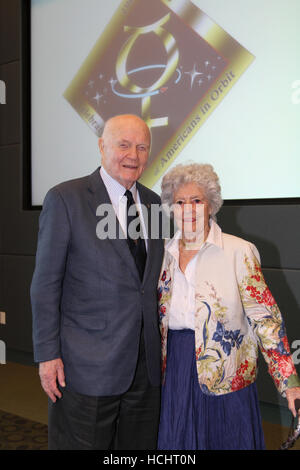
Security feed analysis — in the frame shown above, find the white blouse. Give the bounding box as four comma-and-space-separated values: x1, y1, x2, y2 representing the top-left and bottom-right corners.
166, 232, 201, 330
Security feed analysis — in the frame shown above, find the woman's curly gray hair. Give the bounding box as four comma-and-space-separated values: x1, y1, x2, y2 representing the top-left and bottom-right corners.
161, 163, 223, 220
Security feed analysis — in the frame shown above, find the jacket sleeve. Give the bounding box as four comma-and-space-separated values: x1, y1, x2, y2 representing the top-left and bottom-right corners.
31, 187, 71, 362
237, 242, 300, 396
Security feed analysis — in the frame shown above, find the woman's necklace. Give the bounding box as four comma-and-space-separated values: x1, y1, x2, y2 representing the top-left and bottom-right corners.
179, 238, 204, 251
180, 228, 210, 251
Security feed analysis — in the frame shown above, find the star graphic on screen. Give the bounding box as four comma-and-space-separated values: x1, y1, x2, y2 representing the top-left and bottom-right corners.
93, 92, 103, 105
88, 80, 94, 88
185, 64, 203, 88
109, 77, 118, 89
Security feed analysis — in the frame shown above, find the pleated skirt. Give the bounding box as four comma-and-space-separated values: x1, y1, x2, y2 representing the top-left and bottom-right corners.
157, 329, 266, 450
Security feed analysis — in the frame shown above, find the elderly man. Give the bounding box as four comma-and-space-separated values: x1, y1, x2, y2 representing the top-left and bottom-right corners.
31, 114, 164, 450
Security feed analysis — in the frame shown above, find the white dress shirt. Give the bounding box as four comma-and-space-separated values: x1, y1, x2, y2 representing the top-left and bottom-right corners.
100, 167, 148, 249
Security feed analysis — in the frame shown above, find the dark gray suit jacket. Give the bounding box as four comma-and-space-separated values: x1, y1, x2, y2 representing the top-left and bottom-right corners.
31, 168, 164, 396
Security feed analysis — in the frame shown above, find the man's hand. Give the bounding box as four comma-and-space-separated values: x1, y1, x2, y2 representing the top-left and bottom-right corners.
39, 358, 66, 403
286, 387, 300, 418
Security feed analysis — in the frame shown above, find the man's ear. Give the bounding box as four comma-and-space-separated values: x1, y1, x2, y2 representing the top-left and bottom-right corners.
98, 137, 104, 155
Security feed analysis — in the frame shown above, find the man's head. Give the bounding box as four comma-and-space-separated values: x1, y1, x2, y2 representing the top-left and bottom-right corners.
98, 114, 151, 189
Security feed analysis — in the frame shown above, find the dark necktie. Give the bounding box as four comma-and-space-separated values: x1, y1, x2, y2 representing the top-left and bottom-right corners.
125, 189, 147, 281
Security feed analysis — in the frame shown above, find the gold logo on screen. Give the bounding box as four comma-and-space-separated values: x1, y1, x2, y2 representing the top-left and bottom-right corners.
63, 0, 254, 188
115, 13, 179, 129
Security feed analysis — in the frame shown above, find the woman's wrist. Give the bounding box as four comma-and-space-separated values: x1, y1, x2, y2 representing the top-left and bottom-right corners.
287, 374, 300, 389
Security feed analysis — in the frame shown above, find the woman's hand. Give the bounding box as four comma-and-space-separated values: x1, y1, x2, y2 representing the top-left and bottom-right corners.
286, 387, 300, 417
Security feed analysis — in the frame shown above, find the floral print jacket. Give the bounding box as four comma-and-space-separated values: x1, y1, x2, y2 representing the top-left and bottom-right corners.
158, 221, 300, 396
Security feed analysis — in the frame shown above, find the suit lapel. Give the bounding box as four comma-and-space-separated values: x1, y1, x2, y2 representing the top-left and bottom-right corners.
137, 182, 157, 286
87, 168, 140, 284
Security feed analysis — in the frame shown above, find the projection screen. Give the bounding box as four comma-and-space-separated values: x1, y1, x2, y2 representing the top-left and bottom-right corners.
30, 0, 300, 206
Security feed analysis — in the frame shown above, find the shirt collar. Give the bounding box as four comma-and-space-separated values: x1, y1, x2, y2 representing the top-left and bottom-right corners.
100, 166, 137, 206
165, 218, 223, 259
206, 219, 223, 249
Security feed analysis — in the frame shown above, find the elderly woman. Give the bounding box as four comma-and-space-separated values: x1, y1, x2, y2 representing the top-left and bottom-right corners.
157, 163, 300, 450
